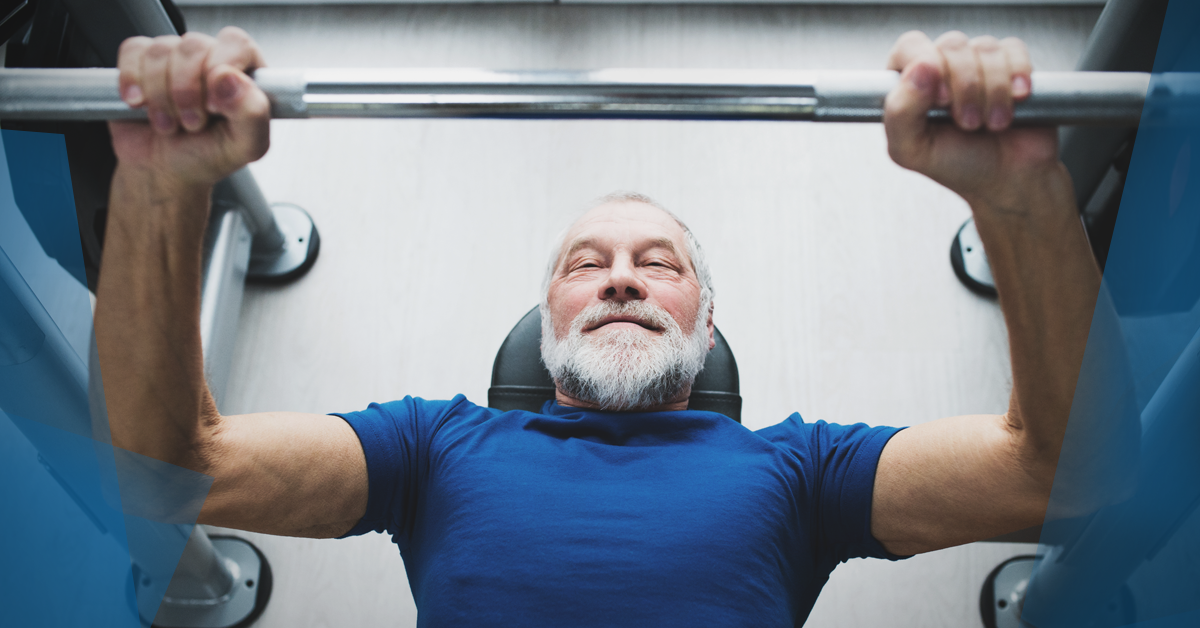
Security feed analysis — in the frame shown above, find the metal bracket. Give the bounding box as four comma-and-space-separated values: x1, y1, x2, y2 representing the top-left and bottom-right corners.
135, 534, 272, 628
213, 169, 319, 285
247, 202, 320, 284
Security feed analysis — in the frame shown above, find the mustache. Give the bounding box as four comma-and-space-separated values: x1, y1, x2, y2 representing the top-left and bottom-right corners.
569, 300, 678, 334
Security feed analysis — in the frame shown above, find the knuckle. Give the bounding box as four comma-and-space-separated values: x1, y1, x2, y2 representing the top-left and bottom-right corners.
217, 26, 252, 45
972, 35, 1001, 52
1001, 36, 1029, 54
118, 36, 151, 57
1002, 38, 1033, 68
178, 32, 214, 56
936, 31, 970, 49
146, 36, 180, 59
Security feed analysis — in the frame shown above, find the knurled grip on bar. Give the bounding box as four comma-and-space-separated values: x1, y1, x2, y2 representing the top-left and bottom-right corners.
0, 67, 1160, 125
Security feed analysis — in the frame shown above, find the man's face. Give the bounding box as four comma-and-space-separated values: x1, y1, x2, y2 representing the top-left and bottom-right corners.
542, 201, 715, 410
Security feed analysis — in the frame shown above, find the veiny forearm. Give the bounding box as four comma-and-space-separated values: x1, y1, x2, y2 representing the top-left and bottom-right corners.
970, 164, 1102, 464
95, 165, 221, 471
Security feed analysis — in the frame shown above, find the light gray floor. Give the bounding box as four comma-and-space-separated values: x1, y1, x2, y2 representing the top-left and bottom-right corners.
185, 4, 1101, 627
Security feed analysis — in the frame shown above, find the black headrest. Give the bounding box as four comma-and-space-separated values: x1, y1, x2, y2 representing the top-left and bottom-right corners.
488, 306, 742, 422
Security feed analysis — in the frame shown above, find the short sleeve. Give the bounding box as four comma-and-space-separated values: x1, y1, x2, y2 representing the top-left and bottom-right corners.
808, 419, 908, 563
331, 395, 466, 539
761, 415, 908, 565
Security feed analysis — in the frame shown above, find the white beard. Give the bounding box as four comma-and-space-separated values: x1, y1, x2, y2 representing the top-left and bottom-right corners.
540, 300, 711, 411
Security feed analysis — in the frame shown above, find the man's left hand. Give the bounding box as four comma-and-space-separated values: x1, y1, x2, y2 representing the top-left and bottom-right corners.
883, 31, 1062, 210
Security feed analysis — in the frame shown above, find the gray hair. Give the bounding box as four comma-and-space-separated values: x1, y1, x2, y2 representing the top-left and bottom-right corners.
539, 192, 715, 321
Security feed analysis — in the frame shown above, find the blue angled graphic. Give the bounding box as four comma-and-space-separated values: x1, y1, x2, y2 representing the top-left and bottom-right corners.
1022, 2, 1200, 627
0, 129, 212, 626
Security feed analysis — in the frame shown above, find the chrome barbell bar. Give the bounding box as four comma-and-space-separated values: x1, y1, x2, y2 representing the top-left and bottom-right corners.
0, 67, 1158, 125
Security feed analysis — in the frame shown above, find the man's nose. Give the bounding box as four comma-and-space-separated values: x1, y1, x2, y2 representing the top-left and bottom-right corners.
599, 257, 647, 302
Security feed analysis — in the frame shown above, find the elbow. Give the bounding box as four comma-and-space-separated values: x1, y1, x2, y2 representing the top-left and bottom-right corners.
1008, 413, 1140, 521
106, 410, 225, 523
110, 439, 217, 523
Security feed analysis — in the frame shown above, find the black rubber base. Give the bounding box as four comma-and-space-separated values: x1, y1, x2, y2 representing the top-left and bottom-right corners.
980, 555, 1036, 628
951, 220, 998, 298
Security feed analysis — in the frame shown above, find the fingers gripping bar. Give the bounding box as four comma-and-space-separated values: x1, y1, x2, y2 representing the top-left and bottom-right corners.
0, 67, 1155, 125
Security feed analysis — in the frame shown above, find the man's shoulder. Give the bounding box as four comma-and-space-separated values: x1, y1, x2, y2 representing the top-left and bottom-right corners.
333, 393, 503, 432
753, 412, 815, 443
755, 414, 905, 457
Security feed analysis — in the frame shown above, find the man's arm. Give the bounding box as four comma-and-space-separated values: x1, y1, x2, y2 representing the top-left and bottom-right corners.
97, 29, 367, 538
869, 32, 1102, 556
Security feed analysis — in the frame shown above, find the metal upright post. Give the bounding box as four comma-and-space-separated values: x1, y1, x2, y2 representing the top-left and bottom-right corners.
53, 0, 320, 284
215, 168, 320, 284
107, 178, 276, 628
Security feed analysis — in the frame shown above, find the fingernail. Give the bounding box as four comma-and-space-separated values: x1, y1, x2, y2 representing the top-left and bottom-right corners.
1012, 76, 1030, 98
989, 106, 1008, 130
123, 84, 144, 106
180, 109, 201, 131
960, 104, 981, 130
150, 109, 175, 133
214, 74, 240, 103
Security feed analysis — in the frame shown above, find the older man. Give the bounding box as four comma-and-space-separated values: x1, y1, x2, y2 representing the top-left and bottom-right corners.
96, 26, 1099, 627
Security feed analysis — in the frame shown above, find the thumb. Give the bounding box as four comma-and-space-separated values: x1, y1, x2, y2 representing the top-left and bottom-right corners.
883, 61, 940, 171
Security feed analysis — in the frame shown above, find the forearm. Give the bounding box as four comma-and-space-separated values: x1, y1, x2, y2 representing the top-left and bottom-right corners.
969, 164, 1102, 462
95, 164, 220, 470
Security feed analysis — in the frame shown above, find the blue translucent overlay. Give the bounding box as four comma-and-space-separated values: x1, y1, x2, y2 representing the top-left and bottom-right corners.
1023, 3, 1200, 627
0, 130, 212, 625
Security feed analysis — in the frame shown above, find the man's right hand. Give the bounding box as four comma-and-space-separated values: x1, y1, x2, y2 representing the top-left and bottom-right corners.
111, 27, 270, 188
882, 31, 1062, 212
101, 28, 370, 537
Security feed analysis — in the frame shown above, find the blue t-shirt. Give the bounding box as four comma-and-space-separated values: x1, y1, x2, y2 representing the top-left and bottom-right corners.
335, 395, 906, 627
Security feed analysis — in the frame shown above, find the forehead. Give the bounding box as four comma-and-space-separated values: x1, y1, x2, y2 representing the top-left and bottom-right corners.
561, 201, 687, 256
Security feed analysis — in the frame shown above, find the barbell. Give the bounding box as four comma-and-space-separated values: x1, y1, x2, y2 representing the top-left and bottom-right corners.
0, 67, 1166, 125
